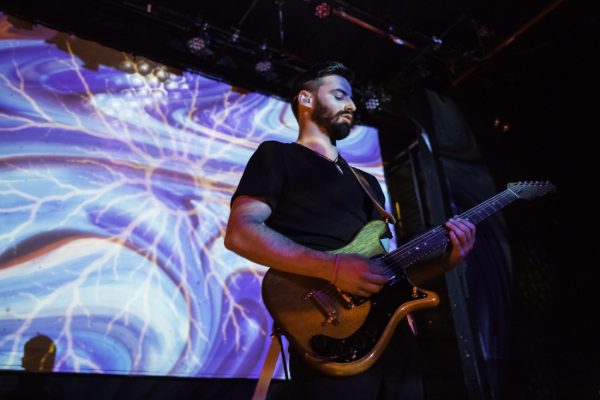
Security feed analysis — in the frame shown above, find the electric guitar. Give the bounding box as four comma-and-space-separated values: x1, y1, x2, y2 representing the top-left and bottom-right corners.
261, 181, 556, 376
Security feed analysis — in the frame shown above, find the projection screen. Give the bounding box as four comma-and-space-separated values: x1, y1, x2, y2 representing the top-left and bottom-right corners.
0, 13, 393, 378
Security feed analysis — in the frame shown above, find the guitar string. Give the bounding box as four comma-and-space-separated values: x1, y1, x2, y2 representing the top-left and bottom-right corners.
380, 182, 553, 277
386, 181, 550, 266
379, 190, 516, 277
318, 190, 517, 299
317, 183, 552, 305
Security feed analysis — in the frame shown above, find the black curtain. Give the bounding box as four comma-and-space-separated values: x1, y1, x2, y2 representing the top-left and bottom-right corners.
408, 88, 513, 400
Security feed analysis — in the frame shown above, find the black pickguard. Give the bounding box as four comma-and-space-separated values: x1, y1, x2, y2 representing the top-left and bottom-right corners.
309, 272, 422, 362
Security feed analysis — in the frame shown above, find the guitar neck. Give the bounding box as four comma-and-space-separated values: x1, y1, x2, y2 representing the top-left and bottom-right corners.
383, 188, 520, 272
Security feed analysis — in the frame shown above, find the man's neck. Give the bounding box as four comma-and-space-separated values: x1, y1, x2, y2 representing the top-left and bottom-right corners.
296, 123, 338, 160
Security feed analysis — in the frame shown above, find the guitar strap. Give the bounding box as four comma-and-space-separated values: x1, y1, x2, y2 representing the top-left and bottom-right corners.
350, 167, 397, 225
251, 325, 285, 400
351, 167, 419, 335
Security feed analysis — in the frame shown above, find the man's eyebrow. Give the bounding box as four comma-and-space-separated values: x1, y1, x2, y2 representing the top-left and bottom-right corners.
331, 88, 350, 96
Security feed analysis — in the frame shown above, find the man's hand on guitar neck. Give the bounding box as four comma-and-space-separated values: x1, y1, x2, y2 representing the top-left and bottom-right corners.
332, 254, 389, 298
405, 217, 477, 286
441, 217, 477, 272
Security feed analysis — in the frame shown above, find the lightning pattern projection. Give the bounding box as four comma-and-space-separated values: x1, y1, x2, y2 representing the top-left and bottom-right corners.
0, 14, 389, 378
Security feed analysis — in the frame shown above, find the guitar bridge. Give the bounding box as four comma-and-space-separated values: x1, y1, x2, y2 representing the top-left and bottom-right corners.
303, 289, 339, 326
334, 287, 355, 309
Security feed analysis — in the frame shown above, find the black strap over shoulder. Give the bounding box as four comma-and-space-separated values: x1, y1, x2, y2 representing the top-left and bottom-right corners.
349, 167, 397, 225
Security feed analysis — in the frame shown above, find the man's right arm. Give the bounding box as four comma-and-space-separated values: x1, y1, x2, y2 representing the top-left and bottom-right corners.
224, 195, 387, 297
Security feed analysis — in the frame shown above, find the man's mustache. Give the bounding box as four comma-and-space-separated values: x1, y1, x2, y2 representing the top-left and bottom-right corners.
335, 110, 354, 123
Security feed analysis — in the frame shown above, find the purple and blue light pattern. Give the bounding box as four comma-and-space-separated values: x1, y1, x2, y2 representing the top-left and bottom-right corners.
0, 15, 390, 378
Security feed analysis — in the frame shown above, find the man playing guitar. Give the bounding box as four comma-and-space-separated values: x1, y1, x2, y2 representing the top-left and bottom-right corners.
225, 61, 476, 400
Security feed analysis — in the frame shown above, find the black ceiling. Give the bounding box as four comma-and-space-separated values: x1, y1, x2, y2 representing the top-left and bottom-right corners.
1, 0, 595, 123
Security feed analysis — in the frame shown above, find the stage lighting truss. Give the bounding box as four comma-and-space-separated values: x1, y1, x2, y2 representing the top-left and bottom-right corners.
309, 0, 425, 49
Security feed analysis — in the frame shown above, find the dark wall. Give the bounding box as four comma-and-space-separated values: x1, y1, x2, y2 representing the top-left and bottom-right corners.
454, 40, 599, 398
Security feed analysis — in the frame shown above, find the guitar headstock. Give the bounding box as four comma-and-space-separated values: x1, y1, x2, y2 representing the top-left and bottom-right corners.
507, 181, 557, 200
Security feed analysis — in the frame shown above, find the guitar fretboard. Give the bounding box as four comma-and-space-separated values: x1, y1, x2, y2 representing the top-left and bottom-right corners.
381, 188, 520, 275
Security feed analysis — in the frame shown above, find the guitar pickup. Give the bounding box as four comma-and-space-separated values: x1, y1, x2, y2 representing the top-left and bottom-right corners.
334, 287, 355, 309
303, 289, 339, 326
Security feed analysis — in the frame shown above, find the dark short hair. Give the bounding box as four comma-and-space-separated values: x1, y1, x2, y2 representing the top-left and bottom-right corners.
290, 61, 354, 120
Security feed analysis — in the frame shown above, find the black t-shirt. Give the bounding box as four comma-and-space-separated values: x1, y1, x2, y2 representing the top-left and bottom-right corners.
231, 141, 389, 251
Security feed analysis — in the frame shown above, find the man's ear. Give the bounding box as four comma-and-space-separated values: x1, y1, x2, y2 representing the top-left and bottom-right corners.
298, 90, 313, 108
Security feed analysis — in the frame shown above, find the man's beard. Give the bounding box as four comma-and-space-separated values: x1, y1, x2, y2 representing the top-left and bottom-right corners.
312, 100, 355, 142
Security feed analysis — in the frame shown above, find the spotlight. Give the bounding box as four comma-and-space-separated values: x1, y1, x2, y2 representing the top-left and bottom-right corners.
493, 117, 510, 132
255, 59, 272, 73
187, 37, 207, 54
120, 59, 135, 73
364, 97, 380, 111
315, 2, 331, 19
254, 40, 273, 74
361, 86, 389, 112
259, 39, 268, 52
231, 28, 240, 43
187, 23, 210, 56
137, 61, 151, 75
153, 67, 169, 82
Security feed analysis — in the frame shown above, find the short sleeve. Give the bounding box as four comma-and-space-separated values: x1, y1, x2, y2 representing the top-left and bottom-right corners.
231, 141, 284, 211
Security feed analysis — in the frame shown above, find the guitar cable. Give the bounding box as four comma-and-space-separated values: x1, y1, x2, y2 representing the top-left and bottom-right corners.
275, 329, 290, 381
274, 325, 292, 399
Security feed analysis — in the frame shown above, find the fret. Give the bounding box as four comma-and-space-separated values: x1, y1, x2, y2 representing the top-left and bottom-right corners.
381, 181, 556, 275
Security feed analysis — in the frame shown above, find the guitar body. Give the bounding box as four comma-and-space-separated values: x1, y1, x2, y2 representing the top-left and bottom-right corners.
261, 181, 556, 376
261, 220, 440, 377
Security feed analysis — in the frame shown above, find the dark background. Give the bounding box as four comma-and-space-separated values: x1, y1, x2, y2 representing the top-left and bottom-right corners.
0, 0, 597, 398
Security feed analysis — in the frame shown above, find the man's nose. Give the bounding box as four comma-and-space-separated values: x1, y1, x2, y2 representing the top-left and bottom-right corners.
346, 98, 356, 112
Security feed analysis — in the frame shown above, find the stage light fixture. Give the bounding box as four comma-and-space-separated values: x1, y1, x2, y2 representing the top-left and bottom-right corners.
493, 117, 511, 132
315, 2, 331, 19
186, 23, 210, 56
364, 96, 380, 111
254, 40, 273, 74
119, 59, 135, 73
361, 86, 390, 113
255, 59, 273, 73
231, 29, 240, 43
186, 37, 207, 54
153, 67, 169, 82
137, 60, 151, 75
